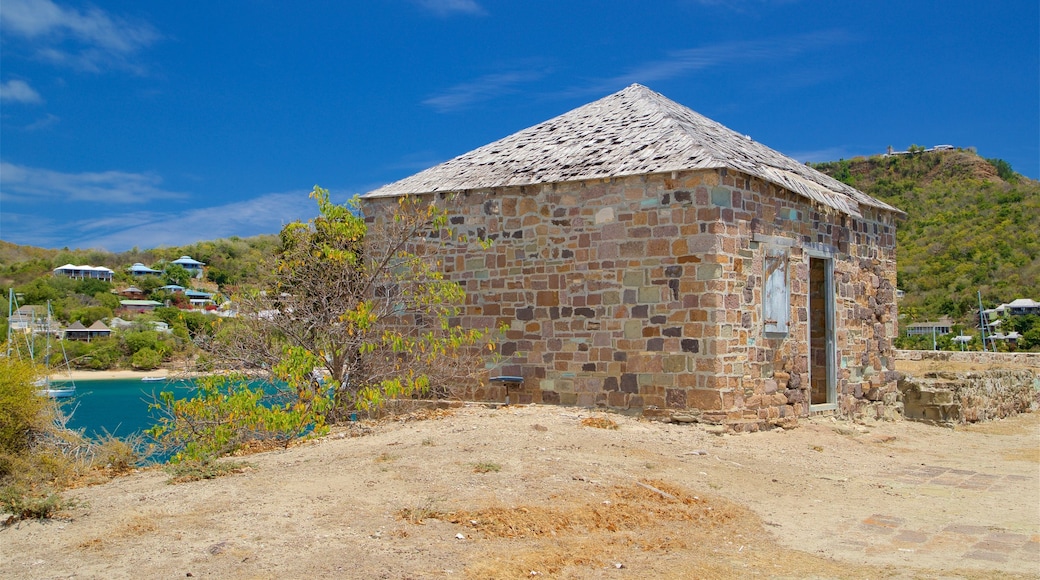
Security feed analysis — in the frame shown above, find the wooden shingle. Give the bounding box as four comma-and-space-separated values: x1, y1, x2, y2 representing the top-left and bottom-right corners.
364, 84, 901, 219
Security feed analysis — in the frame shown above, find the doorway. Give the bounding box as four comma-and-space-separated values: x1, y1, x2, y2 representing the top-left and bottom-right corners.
809, 256, 835, 408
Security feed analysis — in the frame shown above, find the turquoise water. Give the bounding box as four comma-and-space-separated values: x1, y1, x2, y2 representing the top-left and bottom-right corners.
54, 378, 195, 438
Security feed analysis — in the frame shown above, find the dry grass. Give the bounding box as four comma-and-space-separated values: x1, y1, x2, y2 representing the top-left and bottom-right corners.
1002, 446, 1040, 463
580, 416, 619, 430
396, 479, 899, 579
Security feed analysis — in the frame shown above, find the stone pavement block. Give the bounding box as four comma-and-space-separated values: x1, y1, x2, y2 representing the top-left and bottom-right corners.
894, 530, 930, 544
972, 540, 1018, 553
942, 524, 991, 535
978, 532, 1032, 551
862, 514, 905, 529
964, 550, 1008, 562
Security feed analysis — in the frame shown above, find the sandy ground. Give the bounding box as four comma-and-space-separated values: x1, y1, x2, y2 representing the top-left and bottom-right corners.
2, 404, 1038, 579
56, 369, 174, 381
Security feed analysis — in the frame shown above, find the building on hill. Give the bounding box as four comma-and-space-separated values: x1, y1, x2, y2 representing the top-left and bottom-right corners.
63, 320, 112, 341
128, 262, 161, 276
982, 298, 1039, 331
1001, 298, 1040, 317
118, 286, 146, 299
119, 299, 162, 314
905, 318, 953, 337
362, 84, 905, 427
171, 256, 205, 278
53, 264, 114, 282
185, 289, 215, 308
8, 305, 59, 335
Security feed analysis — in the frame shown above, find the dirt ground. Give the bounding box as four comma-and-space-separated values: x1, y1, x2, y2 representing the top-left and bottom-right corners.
2, 401, 1038, 579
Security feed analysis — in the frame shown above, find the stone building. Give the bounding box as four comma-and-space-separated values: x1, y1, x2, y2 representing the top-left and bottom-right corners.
363, 84, 904, 427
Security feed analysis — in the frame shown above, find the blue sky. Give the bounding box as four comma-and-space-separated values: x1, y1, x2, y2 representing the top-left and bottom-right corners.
1, 1, 1037, 251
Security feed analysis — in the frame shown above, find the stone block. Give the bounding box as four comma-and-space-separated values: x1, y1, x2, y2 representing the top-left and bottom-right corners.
623, 270, 644, 287
697, 264, 723, 281
638, 286, 662, 303
536, 291, 559, 306
711, 187, 732, 207
663, 355, 687, 373
686, 388, 723, 411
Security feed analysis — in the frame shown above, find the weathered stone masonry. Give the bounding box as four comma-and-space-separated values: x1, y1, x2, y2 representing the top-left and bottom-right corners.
365, 167, 902, 426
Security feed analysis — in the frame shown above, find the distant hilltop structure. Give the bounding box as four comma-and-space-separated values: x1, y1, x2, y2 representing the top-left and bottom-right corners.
884, 144, 956, 156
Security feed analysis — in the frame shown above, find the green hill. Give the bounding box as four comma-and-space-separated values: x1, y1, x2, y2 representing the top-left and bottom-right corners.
0, 235, 280, 291
812, 149, 1040, 328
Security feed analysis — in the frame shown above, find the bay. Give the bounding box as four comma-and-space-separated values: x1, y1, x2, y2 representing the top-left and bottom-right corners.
54, 378, 196, 439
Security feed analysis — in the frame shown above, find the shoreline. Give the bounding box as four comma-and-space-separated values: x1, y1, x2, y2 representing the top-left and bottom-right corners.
54, 368, 176, 381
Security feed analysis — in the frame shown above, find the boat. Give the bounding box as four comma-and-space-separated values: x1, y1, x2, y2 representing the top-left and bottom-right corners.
6, 290, 77, 398
141, 376, 165, 382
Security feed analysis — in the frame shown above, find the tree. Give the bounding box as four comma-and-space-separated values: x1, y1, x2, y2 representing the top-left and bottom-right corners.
163, 264, 192, 288
199, 186, 494, 419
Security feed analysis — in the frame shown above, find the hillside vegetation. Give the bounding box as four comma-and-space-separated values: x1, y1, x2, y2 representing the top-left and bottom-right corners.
0, 235, 280, 291
812, 149, 1040, 327
0, 235, 282, 371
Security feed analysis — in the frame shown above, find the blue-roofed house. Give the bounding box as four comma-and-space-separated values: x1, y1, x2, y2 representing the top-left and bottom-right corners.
185, 289, 215, 308
171, 256, 206, 278
128, 262, 161, 277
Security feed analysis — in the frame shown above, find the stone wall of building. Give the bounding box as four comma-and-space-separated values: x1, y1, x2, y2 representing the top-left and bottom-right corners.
364, 168, 901, 425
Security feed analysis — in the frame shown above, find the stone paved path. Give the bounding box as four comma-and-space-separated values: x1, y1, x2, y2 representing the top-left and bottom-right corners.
824, 465, 1039, 572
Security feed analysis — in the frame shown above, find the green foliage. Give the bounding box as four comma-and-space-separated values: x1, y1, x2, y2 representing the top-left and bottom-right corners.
204, 186, 495, 419
148, 373, 330, 464
163, 264, 192, 288
0, 358, 49, 460
123, 330, 164, 356
73, 278, 112, 297
131, 347, 163, 370
986, 157, 1017, 182
472, 461, 501, 473
0, 358, 78, 523
163, 459, 252, 484
0, 487, 67, 521
813, 149, 1039, 343
68, 305, 112, 326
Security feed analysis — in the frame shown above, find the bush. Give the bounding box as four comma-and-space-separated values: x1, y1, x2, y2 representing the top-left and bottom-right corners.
132, 347, 162, 370
0, 358, 79, 523
0, 359, 51, 460
148, 373, 330, 464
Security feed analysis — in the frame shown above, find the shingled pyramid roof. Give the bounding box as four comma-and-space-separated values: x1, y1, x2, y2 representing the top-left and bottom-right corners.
364, 84, 901, 218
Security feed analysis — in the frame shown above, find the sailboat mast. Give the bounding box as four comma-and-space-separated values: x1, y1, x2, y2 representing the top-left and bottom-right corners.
5, 288, 12, 357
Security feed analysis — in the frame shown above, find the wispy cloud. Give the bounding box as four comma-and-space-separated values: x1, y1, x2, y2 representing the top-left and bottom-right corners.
23, 113, 61, 131
426, 31, 848, 111
423, 69, 547, 112
565, 30, 850, 97
414, 0, 486, 17
0, 190, 320, 251
0, 162, 186, 205
0, 79, 43, 104
0, 0, 160, 73
70, 191, 318, 251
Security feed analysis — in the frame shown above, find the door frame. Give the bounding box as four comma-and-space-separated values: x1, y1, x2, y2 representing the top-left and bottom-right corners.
807, 252, 837, 412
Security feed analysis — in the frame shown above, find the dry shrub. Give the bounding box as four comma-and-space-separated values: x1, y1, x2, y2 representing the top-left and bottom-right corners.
579, 416, 619, 430
440, 480, 738, 539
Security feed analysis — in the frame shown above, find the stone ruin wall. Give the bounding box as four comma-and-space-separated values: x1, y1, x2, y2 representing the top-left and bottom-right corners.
895, 350, 1040, 423
364, 168, 900, 426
